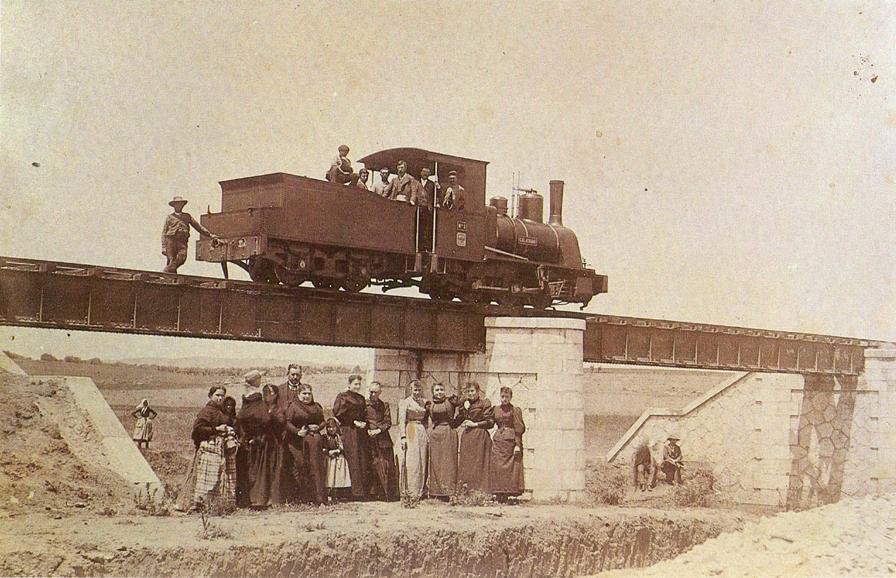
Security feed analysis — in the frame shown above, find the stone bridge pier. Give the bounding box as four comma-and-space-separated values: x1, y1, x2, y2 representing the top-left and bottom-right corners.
374, 317, 587, 502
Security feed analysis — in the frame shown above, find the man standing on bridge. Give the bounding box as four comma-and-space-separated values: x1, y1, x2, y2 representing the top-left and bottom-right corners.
161, 196, 218, 273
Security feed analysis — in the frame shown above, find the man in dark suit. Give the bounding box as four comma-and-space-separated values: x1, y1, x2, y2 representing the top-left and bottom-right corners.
383, 160, 416, 202
411, 167, 437, 209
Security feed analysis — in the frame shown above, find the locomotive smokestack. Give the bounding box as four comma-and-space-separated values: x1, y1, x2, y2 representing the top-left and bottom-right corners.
548, 180, 564, 226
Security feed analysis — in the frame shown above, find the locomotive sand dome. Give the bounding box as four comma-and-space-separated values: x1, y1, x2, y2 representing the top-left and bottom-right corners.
195, 148, 607, 309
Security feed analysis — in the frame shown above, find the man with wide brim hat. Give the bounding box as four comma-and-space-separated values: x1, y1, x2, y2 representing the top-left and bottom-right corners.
161, 195, 218, 273
661, 433, 683, 485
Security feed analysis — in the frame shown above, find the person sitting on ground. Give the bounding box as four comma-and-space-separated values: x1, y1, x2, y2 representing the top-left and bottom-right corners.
131, 398, 158, 449
372, 167, 393, 197
632, 439, 662, 491
383, 160, 416, 202
326, 144, 353, 184
442, 171, 466, 211
661, 434, 683, 485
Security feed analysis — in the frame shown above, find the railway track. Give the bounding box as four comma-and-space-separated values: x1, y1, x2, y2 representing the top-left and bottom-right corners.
0, 256, 884, 375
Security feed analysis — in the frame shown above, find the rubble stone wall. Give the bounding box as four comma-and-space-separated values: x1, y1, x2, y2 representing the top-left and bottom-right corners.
606, 345, 895, 508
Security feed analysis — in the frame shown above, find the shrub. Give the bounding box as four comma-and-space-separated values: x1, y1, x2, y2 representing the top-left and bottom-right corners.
63, 355, 82, 363
670, 465, 716, 507
449, 487, 496, 507
40, 353, 57, 361
585, 461, 628, 505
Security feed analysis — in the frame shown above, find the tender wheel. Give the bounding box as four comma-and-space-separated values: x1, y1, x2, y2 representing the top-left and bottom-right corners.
248, 257, 278, 284
275, 266, 306, 287
340, 276, 368, 292
312, 279, 337, 290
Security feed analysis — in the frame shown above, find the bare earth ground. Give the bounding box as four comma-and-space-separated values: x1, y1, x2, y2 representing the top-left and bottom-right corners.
0, 364, 750, 576
599, 494, 896, 577
7, 358, 889, 576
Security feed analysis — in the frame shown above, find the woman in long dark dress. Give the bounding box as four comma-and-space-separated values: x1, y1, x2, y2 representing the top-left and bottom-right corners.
427, 382, 460, 500
263, 384, 288, 505
284, 383, 328, 504
332, 372, 369, 500
456, 381, 494, 494
235, 373, 270, 508
489, 386, 526, 501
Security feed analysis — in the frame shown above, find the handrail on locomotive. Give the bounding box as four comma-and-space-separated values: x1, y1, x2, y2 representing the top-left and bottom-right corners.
195, 147, 608, 309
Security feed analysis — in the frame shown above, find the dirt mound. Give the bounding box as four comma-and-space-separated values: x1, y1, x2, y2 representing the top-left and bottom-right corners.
602, 493, 896, 577
142, 449, 191, 497
0, 374, 135, 518
0, 502, 746, 576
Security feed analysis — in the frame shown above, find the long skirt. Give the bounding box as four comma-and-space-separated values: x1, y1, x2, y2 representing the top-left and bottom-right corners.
400, 422, 428, 499
327, 454, 352, 488
489, 428, 524, 496
369, 442, 399, 501
236, 438, 279, 508
303, 433, 328, 504
284, 440, 307, 503
427, 423, 458, 497
132, 417, 153, 442
341, 425, 369, 499
176, 438, 236, 511
457, 427, 491, 494
267, 440, 289, 505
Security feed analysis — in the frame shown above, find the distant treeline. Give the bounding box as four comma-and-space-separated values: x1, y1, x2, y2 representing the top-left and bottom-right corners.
4, 351, 357, 376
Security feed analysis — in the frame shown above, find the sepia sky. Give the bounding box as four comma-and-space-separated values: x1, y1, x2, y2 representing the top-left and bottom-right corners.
1, 1, 894, 363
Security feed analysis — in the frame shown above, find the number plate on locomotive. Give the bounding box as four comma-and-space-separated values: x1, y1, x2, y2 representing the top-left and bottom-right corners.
456, 232, 467, 247
456, 221, 467, 232
517, 236, 538, 247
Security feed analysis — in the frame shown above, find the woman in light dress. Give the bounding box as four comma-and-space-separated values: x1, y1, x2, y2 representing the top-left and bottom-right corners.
398, 379, 430, 503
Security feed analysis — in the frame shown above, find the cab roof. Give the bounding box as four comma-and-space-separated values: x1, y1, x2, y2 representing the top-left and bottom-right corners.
358, 148, 489, 208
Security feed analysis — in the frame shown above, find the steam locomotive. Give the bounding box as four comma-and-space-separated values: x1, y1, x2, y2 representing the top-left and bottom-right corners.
195, 148, 607, 309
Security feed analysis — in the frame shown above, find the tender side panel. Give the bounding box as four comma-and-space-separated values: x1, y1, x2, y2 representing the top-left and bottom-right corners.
277, 176, 416, 255
209, 174, 417, 256
433, 208, 488, 262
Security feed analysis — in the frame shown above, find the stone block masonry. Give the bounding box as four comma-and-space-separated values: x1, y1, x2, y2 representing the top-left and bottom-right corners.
374, 317, 587, 502
606, 344, 896, 509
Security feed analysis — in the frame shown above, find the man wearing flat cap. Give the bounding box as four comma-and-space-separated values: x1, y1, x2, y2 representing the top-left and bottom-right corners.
161, 196, 218, 273
441, 170, 465, 211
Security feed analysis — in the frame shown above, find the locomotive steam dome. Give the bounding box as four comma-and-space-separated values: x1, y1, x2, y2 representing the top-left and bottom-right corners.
517, 192, 544, 223
489, 196, 508, 215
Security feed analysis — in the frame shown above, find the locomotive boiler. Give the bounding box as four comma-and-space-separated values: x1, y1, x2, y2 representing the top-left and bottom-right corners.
195, 147, 607, 309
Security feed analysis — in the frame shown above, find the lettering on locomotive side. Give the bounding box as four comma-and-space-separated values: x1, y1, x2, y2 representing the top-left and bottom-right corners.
518, 236, 538, 247
456, 221, 467, 232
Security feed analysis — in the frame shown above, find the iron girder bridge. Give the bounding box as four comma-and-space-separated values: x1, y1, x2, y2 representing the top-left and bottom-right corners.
0, 256, 883, 376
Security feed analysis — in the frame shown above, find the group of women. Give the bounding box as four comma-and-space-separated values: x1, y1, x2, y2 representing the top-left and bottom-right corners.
399, 380, 526, 504
178, 369, 526, 512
